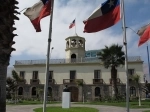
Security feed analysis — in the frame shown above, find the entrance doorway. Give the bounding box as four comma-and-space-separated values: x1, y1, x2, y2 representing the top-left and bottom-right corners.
68, 86, 78, 102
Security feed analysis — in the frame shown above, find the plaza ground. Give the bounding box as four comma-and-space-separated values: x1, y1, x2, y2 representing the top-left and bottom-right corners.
6, 103, 150, 112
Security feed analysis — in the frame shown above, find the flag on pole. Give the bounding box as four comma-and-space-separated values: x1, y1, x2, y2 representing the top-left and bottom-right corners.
83, 0, 120, 33
69, 19, 75, 29
24, 0, 51, 32
138, 23, 150, 46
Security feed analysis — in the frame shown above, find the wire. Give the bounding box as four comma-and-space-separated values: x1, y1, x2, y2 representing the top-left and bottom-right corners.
125, 27, 138, 35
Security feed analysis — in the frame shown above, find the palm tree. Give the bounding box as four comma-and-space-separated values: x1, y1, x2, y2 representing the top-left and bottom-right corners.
132, 74, 141, 106
0, 0, 19, 111
97, 44, 125, 98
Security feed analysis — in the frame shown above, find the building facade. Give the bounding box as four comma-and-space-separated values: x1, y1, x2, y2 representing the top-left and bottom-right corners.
14, 35, 145, 102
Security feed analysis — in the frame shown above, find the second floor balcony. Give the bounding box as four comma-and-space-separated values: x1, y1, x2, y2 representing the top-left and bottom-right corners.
110, 78, 121, 84
63, 79, 83, 85
48, 79, 55, 84
17, 79, 26, 85
30, 79, 39, 85
93, 79, 103, 84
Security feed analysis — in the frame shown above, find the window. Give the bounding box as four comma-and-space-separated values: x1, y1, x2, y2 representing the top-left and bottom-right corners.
94, 70, 101, 79
130, 86, 136, 96
18, 87, 23, 95
32, 87, 36, 96
20, 71, 25, 79
70, 71, 76, 79
128, 69, 135, 76
49, 71, 53, 79
95, 87, 100, 96
33, 71, 38, 79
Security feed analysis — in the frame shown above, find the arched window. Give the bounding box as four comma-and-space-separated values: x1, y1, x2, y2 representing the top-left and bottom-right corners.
18, 87, 23, 95
71, 54, 76, 62
71, 39, 77, 47
95, 87, 100, 96
78, 40, 83, 47
130, 86, 136, 96
32, 87, 36, 96
48, 87, 52, 96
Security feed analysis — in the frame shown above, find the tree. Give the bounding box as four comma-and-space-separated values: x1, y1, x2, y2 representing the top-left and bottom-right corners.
76, 80, 84, 103
145, 80, 150, 98
6, 70, 22, 104
36, 88, 44, 101
97, 44, 125, 98
132, 74, 141, 106
0, 0, 19, 111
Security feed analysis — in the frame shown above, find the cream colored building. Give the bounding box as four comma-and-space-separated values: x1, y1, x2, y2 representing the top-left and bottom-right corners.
14, 35, 145, 102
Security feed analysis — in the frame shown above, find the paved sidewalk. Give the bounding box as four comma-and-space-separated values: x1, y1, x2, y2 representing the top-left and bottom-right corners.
6, 104, 150, 112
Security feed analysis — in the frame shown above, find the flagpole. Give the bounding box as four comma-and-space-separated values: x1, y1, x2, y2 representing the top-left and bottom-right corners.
121, 0, 130, 112
43, 0, 54, 112
75, 18, 77, 35
146, 44, 150, 81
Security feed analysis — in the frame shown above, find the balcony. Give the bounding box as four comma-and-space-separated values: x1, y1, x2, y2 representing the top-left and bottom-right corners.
30, 79, 39, 85
63, 79, 83, 85
110, 78, 120, 84
93, 79, 103, 84
48, 79, 55, 84
17, 79, 26, 85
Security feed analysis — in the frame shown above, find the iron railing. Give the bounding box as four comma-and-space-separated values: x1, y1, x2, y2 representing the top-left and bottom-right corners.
48, 79, 55, 84
93, 79, 103, 84
30, 79, 39, 85
63, 79, 83, 84
110, 78, 121, 84
17, 79, 26, 85
14, 56, 141, 65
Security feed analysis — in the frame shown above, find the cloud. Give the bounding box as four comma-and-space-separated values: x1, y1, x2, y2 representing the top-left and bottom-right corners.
12, 0, 122, 59
10, 0, 150, 69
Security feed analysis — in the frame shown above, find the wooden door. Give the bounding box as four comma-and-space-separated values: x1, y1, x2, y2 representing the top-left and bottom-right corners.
69, 87, 78, 102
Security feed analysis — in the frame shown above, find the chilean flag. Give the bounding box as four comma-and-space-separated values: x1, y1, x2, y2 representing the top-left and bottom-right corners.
83, 0, 120, 33
138, 23, 150, 46
24, 0, 51, 32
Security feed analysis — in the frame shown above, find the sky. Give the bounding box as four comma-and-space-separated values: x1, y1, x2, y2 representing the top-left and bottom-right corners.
9, 0, 150, 79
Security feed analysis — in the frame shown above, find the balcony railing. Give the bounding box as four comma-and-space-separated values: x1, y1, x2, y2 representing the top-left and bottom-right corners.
17, 79, 26, 85
14, 56, 141, 65
110, 78, 120, 84
30, 79, 39, 85
63, 79, 83, 84
48, 79, 55, 84
93, 79, 103, 84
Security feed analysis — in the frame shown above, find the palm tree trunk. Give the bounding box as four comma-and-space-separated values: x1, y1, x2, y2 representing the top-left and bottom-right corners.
138, 88, 141, 106
0, 65, 7, 112
111, 66, 117, 98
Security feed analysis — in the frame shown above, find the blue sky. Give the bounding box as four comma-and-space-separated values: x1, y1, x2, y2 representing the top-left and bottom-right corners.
10, 0, 150, 78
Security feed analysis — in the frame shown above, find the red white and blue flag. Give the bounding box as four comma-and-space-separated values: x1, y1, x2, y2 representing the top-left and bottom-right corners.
24, 0, 51, 32
69, 19, 75, 29
83, 0, 120, 33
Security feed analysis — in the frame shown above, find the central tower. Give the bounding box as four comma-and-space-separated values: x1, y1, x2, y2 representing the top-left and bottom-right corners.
65, 35, 85, 62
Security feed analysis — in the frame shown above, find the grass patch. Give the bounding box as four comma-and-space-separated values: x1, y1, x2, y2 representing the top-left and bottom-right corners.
143, 111, 150, 112
7, 100, 60, 105
33, 107, 98, 112
76, 101, 150, 108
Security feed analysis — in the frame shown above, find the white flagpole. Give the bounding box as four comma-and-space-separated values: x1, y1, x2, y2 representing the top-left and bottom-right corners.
43, 0, 54, 112
121, 0, 130, 112
75, 18, 77, 35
